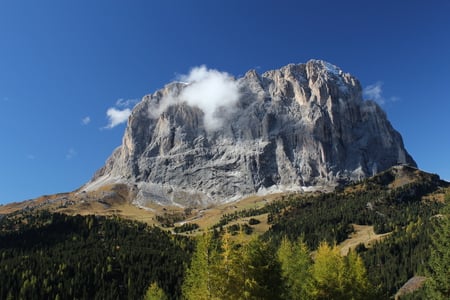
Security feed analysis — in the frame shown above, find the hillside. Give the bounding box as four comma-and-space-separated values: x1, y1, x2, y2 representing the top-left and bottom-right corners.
1, 165, 448, 299
0, 165, 447, 231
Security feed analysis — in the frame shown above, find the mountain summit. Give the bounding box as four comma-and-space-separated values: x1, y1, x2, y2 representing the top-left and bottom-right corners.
85, 60, 416, 207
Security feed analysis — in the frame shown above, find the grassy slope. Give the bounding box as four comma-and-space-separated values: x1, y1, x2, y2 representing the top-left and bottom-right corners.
1, 165, 448, 238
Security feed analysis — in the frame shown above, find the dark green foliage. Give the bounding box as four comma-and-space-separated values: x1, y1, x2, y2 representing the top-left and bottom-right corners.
248, 218, 260, 225
262, 180, 443, 298
211, 201, 287, 229
173, 223, 199, 233
399, 288, 427, 300
423, 194, 450, 299
0, 211, 193, 300
227, 223, 253, 235
264, 182, 441, 249
355, 242, 368, 253
361, 218, 433, 298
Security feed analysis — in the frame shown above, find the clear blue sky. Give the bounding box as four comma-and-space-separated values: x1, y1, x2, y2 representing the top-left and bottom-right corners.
1, 0, 449, 204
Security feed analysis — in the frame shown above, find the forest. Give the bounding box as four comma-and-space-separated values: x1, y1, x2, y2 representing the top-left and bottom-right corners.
0, 211, 193, 299
0, 170, 449, 299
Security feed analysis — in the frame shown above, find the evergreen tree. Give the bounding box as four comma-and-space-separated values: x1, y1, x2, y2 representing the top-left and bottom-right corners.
425, 194, 450, 299
240, 237, 282, 300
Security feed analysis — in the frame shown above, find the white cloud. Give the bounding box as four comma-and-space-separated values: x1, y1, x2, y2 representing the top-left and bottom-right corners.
103, 98, 138, 129
363, 82, 385, 105
363, 82, 400, 105
81, 116, 91, 125
152, 65, 241, 131
105, 107, 131, 129
66, 148, 77, 160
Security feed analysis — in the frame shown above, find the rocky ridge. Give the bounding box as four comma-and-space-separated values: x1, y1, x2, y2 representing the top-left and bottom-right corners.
84, 60, 416, 207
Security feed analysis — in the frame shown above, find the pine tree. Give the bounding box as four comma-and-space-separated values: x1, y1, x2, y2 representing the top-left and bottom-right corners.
425, 194, 450, 299
241, 237, 282, 300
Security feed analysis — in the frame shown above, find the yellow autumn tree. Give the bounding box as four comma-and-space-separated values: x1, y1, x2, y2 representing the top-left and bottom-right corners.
277, 236, 312, 299
144, 282, 168, 300
309, 241, 373, 300
344, 250, 372, 299
182, 233, 220, 300
310, 241, 346, 299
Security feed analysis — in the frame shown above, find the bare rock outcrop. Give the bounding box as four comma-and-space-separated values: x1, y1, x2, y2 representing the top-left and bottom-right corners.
85, 60, 416, 207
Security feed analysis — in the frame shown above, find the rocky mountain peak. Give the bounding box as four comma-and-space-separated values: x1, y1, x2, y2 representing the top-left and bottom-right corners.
85, 60, 416, 207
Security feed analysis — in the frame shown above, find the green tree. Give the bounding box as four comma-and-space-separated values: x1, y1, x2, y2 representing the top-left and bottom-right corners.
182, 233, 219, 300
220, 233, 281, 300
144, 282, 168, 300
184, 228, 283, 300
213, 228, 236, 299
425, 194, 450, 299
344, 250, 373, 299
310, 241, 346, 300
277, 236, 312, 299
310, 241, 373, 300
241, 237, 282, 300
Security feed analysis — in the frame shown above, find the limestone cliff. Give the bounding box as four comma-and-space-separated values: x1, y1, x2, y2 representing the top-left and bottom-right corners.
85, 60, 416, 207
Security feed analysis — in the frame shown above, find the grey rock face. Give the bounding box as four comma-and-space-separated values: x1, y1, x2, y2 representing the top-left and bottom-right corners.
86, 60, 416, 206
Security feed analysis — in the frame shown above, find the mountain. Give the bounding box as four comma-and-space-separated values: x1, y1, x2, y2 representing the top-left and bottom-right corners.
84, 60, 415, 207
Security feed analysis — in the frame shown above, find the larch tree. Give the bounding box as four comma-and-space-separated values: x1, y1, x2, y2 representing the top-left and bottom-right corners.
344, 250, 373, 300
182, 233, 219, 300
277, 236, 312, 299
144, 282, 168, 300
310, 241, 347, 300
216, 228, 282, 300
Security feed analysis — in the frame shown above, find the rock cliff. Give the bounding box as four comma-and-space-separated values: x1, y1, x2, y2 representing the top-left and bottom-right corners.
84, 60, 416, 207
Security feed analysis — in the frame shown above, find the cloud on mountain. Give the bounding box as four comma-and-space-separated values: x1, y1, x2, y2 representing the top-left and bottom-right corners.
105, 107, 131, 129
104, 98, 139, 129
152, 65, 241, 131
363, 82, 385, 105
363, 82, 401, 106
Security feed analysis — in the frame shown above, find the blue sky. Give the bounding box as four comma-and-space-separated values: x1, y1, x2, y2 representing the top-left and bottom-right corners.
1, 0, 449, 204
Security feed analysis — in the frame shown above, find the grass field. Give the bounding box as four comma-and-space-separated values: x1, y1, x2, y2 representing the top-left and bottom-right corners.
338, 224, 391, 256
